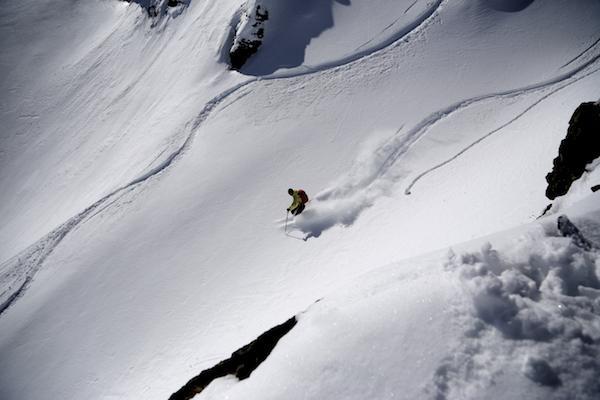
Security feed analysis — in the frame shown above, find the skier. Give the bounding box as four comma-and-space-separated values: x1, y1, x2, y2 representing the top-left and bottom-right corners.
287, 188, 308, 216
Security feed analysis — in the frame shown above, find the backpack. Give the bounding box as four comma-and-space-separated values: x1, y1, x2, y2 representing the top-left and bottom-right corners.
298, 189, 309, 203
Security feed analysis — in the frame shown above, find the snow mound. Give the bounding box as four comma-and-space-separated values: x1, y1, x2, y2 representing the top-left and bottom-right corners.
446, 226, 600, 397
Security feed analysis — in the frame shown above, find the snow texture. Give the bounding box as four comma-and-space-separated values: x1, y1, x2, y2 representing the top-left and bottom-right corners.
445, 223, 600, 398
2, 0, 600, 399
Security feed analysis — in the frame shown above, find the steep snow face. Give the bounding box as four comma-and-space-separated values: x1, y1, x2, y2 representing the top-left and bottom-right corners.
1, 0, 600, 400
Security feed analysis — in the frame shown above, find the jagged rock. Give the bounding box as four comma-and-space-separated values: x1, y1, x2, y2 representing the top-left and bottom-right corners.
229, 2, 269, 70
168, 0, 179, 7
557, 215, 593, 251
545, 102, 600, 200
147, 5, 159, 18
540, 203, 552, 218
230, 38, 262, 70
169, 316, 296, 400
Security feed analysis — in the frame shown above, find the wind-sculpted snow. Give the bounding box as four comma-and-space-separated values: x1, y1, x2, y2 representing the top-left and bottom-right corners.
440, 221, 600, 399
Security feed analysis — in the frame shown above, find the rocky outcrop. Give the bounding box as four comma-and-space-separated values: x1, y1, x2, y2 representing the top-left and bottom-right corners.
169, 316, 296, 400
229, 1, 269, 70
557, 215, 595, 251
545, 102, 600, 200
120, 0, 184, 19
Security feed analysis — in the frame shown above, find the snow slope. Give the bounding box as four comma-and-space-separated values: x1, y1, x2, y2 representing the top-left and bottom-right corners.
201, 190, 600, 400
1, 0, 600, 399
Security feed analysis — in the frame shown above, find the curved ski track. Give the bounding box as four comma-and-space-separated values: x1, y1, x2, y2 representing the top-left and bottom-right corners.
560, 35, 600, 69
404, 63, 600, 195
367, 52, 600, 195
0, 0, 445, 316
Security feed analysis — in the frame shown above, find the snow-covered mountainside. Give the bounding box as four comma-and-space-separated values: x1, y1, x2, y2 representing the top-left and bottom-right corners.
1, 0, 599, 399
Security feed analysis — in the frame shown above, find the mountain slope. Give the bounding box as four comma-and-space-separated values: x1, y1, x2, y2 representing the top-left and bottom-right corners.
1, 0, 599, 399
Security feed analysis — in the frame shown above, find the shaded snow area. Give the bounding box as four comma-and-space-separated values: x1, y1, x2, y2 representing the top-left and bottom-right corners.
231, 0, 441, 75
1, 0, 600, 399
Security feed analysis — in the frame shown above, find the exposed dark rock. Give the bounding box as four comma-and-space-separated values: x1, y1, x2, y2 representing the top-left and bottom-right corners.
123, 0, 188, 19
229, 4, 269, 70
592, 184, 600, 192
147, 5, 159, 18
545, 102, 600, 200
538, 203, 552, 218
557, 215, 594, 251
169, 316, 297, 400
230, 38, 262, 70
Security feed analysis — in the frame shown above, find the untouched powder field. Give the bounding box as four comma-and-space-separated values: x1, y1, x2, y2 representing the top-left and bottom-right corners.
1, 0, 600, 399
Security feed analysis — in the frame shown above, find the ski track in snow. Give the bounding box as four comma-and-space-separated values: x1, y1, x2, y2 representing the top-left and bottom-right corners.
404, 62, 600, 195
560, 35, 600, 69
353, 0, 421, 53
290, 52, 600, 238
405, 0, 419, 14
0, 0, 446, 316
382, 54, 600, 189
